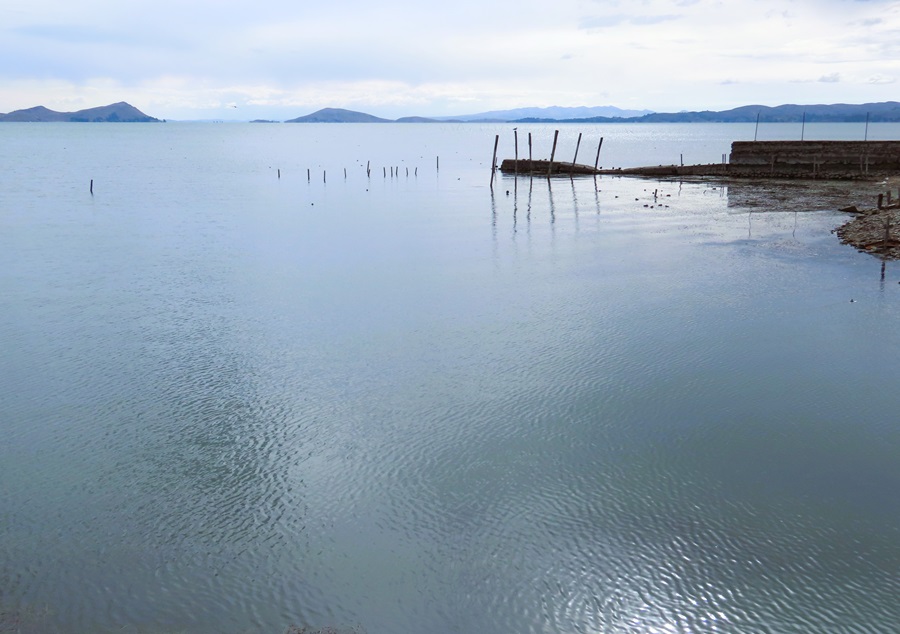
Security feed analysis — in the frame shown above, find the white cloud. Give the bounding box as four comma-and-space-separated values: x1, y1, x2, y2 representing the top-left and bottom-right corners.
1, 0, 899, 118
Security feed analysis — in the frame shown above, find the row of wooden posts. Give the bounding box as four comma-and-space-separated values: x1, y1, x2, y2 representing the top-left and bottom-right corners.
277, 157, 439, 183
490, 130, 604, 189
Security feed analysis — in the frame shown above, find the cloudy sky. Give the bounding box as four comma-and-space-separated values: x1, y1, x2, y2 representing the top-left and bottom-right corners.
1, 0, 898, 120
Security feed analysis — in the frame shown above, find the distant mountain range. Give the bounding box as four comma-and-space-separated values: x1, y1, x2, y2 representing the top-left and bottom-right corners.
569, 101, 900, 123
432, 105, 655, 121
5, 101, 900, 124
0, 102, 159, 122
286, 102, 900, 124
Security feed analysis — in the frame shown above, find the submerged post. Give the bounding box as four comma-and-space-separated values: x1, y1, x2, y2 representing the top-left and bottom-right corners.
490, 134, 499, 189
594, 137, 604, 170
548, 130, 559, 177
90, 179, 93, 194
528, 133, 533, 162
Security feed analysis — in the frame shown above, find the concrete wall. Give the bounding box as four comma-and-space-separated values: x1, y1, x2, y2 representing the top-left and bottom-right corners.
730, 141, 900, 176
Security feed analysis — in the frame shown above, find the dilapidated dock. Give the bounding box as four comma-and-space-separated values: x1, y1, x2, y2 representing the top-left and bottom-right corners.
499, 159, 601, 175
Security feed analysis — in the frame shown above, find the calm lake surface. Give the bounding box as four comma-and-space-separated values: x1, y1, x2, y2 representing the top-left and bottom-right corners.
1, 122, 899, 634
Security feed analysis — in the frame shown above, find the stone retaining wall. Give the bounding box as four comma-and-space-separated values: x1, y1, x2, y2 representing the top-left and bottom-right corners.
730, 141, 900, 177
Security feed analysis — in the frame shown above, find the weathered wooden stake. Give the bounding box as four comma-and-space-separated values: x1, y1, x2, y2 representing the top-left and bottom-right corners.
307, 169, 310, 182
680, 153, 683, 167
572, 132, 582, 168
514, 129, 519, 177
878, 193, 884, 209
888, 190, 893, 206
277, 169, 281, 179
383, 167, 386, 178
367, 160, 371, 177
90, 179, 93, 194
344, 168, 347, 179
323, 171, 326, 183
490, 134, 499, 189
436, 156, 439, 172
548, 130, 559, 177
528, 133, 533, 162
594, 137, 604, 170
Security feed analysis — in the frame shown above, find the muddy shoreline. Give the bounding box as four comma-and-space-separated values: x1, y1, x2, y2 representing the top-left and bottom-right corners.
620, 172, 900, 259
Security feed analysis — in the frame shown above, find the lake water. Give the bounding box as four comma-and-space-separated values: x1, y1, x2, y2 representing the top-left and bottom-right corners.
1, 122, 899, 634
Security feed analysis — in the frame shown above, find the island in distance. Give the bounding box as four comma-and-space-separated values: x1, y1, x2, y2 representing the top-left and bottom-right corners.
0, 102, 160, 122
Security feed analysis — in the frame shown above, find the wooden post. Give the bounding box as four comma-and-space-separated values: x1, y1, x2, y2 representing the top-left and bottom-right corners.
571, 132, 582, 169
490, 134, 499, 189
594, 137, 604, 170
801, 111, 806, 141
878, 193, 884, 209
344, 168, 347, 179
383, 166, 386, 178
514, 129, 519, 177
90, 179, 93, 194
436, 156, 439, 172
277, 169, 281, 179
323, 170, 326, 183
754, 111, 760, 141
367, 160, 371, 178
548, 130, 559, 177
307, 169, 310, 182
528, 133, 533, 162
888, 190, 893, 206
680, 153, 683, 167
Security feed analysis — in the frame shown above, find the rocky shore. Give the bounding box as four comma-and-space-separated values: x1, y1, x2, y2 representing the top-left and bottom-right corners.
835, 206, 900, 259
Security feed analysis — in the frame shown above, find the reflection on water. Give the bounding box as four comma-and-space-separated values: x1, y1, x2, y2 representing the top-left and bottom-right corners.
1, 124, 899, 634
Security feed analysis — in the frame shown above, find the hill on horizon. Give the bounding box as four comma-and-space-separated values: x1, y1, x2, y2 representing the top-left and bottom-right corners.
284, 108, 392, 123
0, 102, 159, 122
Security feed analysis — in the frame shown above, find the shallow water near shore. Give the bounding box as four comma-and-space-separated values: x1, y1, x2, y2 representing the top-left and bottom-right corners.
1, 122, 899, 633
